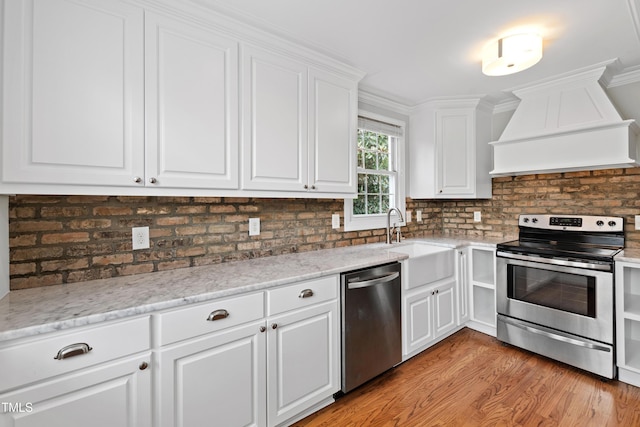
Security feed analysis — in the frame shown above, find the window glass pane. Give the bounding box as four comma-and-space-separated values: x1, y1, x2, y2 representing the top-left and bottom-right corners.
364, 151, 377, 169
358, 150, 365, 168
357, 129, 365, 149
357, 174, 366, 193
381, 195, 390, 212
367, 195, 380, 214
380, 175, 390, 193
379, 152, 389, 170
378, 134, 388, 152
364, 131, 377, 150
354, 194, 366, 215
366, 174, 379, 193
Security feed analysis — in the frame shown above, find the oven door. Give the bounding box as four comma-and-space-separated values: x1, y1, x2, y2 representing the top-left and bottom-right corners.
496, 252, 614, 344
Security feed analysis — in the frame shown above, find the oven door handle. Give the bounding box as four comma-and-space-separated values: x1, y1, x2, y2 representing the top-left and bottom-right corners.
496, 251, 611, 272
500, 316, 611, 353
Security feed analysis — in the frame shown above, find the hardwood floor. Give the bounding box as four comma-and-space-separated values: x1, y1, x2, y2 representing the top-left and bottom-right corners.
292, 328, 640, 427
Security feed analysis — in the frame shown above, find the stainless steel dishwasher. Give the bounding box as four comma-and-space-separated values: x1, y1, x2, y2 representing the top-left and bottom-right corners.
339, 262, 402, 394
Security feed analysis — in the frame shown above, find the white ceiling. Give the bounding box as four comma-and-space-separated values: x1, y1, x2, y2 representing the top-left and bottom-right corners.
195, 0, 640, 107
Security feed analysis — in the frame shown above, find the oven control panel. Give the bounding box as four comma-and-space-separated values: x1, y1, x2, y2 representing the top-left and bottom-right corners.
519, 214, 624, 232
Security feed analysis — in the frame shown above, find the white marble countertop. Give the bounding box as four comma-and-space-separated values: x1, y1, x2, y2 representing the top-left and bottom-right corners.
0, 236, 501, 343
615, 249, 640, 264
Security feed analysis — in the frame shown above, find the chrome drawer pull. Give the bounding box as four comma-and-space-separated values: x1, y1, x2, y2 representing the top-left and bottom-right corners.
298, 289, 314, 299
54, 343, 93, 360
207, 309, 229, 321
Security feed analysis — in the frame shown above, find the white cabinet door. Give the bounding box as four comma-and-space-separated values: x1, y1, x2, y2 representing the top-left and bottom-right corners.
242, 45, 308, 192
266, 300, 339, 426
435, 109, 475, 196
145, 12, 239, 189
0, 353, 152, 427
157, 320, 266, 427
404, 286, 435, 355
403, 279, 457, 357
408, 100, 492, 199
2, 0, 144, 187
433, 279, 457, 338
308, 69, 357, 194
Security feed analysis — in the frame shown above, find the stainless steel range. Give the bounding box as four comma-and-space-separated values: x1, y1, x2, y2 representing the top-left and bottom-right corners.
496, 214, 624, 378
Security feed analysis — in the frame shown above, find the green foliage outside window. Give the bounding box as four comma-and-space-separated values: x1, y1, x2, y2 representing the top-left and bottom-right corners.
354, 129, 394, 215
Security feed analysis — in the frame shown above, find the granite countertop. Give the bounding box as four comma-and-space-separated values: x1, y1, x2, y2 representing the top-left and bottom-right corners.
0, 237, 501, 343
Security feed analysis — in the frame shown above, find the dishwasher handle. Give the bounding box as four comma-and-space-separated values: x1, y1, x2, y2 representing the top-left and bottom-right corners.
347, 272, 399, 290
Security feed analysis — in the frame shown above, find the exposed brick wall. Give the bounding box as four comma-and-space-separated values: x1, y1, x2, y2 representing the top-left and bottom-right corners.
440, 168, 640, 248
8, 196, 439, 290
8, 167, 640, 290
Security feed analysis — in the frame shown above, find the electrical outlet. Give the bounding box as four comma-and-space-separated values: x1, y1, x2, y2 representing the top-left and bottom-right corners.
406, 210, 412, 223
416, 210, 423, 222
635, 215, 640, 230
132, 226, 149, 250
474, 211, 482, 222
332, 214, 340, 229
249, 218, 260, 236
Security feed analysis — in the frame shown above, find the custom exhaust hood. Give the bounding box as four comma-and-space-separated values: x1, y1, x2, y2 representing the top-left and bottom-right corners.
490, 63, 640, 176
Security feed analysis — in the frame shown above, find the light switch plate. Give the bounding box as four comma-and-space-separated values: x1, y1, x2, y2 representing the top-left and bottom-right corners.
132, 226, 149, 250
332, 214, 340, 229
406, 210, 412, 223
474, 211, 482, 222
249, 218, 260, 236
416, 210, 423, 222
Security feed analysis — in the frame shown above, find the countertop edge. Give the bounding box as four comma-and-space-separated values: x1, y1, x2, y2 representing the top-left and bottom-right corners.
0, 238, 500, 343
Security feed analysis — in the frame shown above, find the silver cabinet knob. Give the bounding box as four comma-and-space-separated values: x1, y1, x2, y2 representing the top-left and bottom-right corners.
139, 361, 148, 370
311, 185, 316, 190
134, 176, 142, 184
259, 326, 266, 333
303, 184, 308, 189
149, 177, 157, 184
271, 323, 278, 329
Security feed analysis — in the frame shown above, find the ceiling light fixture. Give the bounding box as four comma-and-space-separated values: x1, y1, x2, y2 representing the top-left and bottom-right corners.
482, 33, 543, 76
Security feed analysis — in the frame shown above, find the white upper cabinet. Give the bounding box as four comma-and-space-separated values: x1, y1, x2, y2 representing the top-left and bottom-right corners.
409, 99, 492, 199
1, 0, 363, 196
241, 45, 358, 194
309, 69, 357, 194
144, 12, 239, 189
241, 45, 309, 192
2, 0, 145, 187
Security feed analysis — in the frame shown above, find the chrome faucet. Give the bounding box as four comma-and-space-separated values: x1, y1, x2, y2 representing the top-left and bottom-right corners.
386, 208, 405, 244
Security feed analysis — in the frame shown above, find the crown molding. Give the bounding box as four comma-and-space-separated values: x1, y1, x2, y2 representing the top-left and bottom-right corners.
357, 91, 412, 116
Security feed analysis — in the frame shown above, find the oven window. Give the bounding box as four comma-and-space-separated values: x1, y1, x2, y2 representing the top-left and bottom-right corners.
507, 265, 596, 317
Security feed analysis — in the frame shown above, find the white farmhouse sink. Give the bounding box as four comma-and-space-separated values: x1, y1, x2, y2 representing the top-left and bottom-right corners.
388, 243, 455, 290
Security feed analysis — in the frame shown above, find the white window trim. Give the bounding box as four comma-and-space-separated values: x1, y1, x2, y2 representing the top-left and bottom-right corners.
344, 111, 406, 232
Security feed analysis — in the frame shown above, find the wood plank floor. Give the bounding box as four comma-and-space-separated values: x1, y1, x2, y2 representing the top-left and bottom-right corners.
292, 328, 640, 427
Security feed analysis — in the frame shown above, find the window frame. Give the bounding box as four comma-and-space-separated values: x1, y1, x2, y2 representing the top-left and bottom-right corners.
343, 111, 406, 232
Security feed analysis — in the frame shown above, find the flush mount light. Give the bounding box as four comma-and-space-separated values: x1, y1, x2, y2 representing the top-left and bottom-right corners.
482, 33, 543, 76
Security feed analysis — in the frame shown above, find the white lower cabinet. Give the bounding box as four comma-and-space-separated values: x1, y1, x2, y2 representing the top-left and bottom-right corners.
155, 276, 339, 427
156, 320, 266, 427
266, 300, 339, 426
403, 278, 457, 357
0, 317, 152, 427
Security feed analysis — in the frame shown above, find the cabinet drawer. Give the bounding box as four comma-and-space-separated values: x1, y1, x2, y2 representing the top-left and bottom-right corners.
267, 276, 338, 316
0, 316, 150, 392
155, 292, 264, 346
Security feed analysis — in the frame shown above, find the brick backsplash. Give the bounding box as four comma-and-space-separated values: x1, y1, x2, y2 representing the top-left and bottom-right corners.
8, 167, 640, 290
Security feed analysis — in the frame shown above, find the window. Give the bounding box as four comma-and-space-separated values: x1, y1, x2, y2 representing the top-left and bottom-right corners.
344, 112, 405, 231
